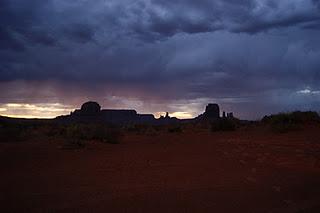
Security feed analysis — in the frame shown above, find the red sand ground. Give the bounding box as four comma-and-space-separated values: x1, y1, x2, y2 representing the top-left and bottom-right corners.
1, 126, 320, 212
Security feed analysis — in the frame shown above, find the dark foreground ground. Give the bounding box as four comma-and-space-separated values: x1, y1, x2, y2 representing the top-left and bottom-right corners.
1, 125, 320, 212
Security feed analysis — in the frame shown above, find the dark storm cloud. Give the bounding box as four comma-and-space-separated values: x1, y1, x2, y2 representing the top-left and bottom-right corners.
62, 24, 95, 43
303, 21, 320, 30
313, 0, 320, 8
2, 0, 319, 49
1, 0, 319, 48
236, 15, 320, 33
145, 0, 320, 35
0, 0, 58, 50
1, 0, 320, 119
0, 27, 25, 51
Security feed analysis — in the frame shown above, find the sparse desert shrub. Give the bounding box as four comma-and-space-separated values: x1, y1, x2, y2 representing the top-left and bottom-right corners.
211, 118, 237, 132
270, 122, 300, 133
262, 111, 320, 124
262, 111, 319, 133
0, 124, 26, 142
125, 125, 135, 132
64, 124, 87, 148
44, 125, 66, 137
127, 124, 144, 132
65, 123, 121, 144
151, 125, 164, 132
102, 128, 121, 144
289, 111, 320, 123
168, 126, 182, 133
126, 124, 150, 134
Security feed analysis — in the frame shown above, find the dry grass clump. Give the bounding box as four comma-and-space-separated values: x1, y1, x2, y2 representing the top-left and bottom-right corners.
211, 118, 238, 132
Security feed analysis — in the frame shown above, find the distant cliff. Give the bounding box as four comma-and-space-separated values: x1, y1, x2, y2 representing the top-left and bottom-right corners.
56, 101, 156, 124
55, 101, 233, 125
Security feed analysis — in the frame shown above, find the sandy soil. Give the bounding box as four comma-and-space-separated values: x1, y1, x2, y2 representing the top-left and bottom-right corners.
1, 126, 320, 212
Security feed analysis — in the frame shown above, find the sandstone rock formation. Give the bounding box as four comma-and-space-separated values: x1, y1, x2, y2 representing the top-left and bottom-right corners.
58, 101, 233, 125
194, 103, 224, 122
204, 103, 220, 119
67, 101, 156, 124
80, 101, 101, 115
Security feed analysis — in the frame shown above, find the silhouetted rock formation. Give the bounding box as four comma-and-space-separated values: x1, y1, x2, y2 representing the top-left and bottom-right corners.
138, 114, 156, 123
62, 101, 157, 125
195, 103, 220, 121
56, 101, 234, 125
81, 101, 101, 115
72, 101, 101, 116
101, 109, 138, 123
158, 112, 179, 124
227, 112, 234, 118
205, 104, 220, 119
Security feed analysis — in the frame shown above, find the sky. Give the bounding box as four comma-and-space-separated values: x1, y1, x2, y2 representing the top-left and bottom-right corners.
0, 0, 320, 119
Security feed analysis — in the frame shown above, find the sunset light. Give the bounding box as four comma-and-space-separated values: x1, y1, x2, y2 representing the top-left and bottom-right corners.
1, 1, 320, 212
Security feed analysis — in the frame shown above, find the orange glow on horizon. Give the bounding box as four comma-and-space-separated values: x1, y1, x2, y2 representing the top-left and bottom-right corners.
0, 102, 198, 120
155, 111, 194, 119
0, 103, 74, 119
0, 114, 58, 119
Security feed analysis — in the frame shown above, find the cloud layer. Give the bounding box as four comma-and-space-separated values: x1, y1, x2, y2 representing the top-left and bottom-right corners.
1, 0, 320, 119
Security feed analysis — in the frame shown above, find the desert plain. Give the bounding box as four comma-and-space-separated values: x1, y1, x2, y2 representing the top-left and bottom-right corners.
1, 124, 320, 213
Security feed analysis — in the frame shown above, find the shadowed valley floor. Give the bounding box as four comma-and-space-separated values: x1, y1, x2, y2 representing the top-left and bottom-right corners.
1, 126, 320, 212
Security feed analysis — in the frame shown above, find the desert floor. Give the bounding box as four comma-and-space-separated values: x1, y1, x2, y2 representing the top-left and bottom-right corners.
1, 126, 320, 212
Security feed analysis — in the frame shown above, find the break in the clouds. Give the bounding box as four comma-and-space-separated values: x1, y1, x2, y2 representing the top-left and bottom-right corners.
1, 0, 320, 119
